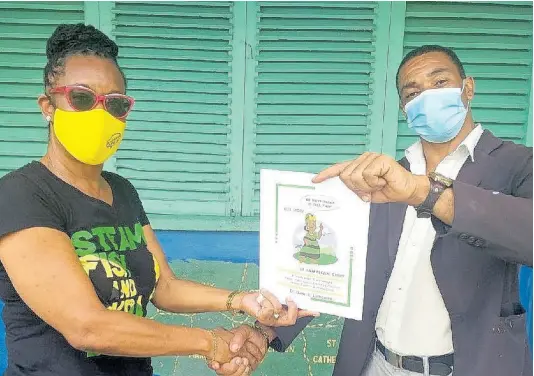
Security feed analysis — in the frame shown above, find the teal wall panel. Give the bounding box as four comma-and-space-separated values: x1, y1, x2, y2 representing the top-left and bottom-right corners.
112, 2, 237, 218
241, 1, 382, 215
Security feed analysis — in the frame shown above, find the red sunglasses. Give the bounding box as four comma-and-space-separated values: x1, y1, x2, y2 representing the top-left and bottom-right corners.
49, 85, 135, 119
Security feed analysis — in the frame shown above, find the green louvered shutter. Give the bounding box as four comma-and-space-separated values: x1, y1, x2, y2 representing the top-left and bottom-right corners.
112, 2, 237, 221
242, 1, 381, 215
396, 1, 533, 158
0, 2, 85, 177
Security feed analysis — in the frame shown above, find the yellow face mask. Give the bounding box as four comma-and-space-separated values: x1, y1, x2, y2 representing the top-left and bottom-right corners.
53, 109, 126, 165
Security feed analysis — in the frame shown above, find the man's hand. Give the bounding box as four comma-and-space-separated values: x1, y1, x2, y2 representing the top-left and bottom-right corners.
208, 324, 274, 375
313, 152, 430, 206
208, 327, 263, 367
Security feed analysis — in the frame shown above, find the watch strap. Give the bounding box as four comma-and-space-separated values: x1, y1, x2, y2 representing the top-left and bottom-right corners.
415, 178, 446, 218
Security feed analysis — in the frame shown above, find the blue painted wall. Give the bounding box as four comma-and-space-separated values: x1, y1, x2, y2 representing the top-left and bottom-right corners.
157, 231, 259, 264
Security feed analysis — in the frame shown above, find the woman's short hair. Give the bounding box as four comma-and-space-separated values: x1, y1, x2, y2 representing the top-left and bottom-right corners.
43, 23, 125, 89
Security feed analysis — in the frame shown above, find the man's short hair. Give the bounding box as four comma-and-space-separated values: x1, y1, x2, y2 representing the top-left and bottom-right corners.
396, 45, 466, 93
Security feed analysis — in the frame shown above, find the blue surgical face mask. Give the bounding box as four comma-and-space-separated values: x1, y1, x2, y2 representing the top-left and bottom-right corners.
404, 82, 469, 143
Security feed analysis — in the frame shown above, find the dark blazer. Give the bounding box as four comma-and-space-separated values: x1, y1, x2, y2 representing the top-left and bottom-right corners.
272, 130, 533, 376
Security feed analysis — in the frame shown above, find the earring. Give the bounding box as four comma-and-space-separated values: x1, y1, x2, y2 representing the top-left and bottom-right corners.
45, 115, 51, 122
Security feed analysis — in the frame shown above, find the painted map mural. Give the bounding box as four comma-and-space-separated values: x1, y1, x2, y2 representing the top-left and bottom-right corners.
150, 260, 343, 376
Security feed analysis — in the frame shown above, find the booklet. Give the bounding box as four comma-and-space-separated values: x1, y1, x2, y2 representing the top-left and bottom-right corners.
259, 169, 370, 320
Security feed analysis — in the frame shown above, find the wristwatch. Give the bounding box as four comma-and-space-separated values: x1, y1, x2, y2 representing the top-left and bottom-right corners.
414, 172, 453, 218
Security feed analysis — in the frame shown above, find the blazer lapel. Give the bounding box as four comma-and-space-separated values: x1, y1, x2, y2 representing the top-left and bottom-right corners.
456, 130, 503, 186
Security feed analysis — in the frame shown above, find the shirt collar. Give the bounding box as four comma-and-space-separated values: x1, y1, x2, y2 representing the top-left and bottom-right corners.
405, 124, 484, 165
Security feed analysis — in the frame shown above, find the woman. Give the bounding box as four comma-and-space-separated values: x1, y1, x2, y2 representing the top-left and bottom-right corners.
0, 24, 313, 376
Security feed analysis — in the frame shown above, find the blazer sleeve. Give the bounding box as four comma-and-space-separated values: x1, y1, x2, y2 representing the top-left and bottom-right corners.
448, 153, 533, 265
269, 317, 315, 352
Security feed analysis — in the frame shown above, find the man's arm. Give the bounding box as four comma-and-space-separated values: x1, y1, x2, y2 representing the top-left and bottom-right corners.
314, 151, 533, 266
409, 154, 533, 265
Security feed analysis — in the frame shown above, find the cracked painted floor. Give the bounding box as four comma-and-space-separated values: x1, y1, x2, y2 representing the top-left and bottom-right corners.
148, 260, 342, 376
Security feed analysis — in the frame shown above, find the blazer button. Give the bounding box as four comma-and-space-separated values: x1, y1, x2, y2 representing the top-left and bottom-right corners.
459, 233, 469, 240
468, 236, 477, 244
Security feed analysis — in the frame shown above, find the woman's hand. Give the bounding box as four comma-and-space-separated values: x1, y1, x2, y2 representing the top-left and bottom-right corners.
234, 289, 319, 327
207, 328, 238, 364
208, 325, 271, 375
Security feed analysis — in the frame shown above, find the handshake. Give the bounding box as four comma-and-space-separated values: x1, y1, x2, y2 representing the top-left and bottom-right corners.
206, 323, 275, 376
203, 290, 319, 375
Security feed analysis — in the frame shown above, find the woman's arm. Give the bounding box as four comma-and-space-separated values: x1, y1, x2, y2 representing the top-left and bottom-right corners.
144, 225, 319, 326
0, 227, 237, 362
143, 225, 244, 314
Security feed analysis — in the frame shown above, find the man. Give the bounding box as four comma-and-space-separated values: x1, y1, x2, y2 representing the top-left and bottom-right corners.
215, 45, 533, 376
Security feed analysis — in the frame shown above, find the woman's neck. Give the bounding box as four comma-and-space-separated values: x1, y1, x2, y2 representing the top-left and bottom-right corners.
41, 138, 103, 190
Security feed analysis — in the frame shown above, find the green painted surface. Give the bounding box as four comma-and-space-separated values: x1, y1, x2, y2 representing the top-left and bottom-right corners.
0, 1, 85, 177
240, 1, 260, 217
228, 2, 247, 218
149, 260, 342, 376
380, 2, 406, 158
0, 1, 532, 229
111, 1, 236, 218
366, 1, 393, 154
245, 2, 380, 215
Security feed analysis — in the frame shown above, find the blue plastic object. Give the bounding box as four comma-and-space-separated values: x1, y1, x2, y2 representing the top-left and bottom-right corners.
0, 300, 6, 373
519, 266, 533, 354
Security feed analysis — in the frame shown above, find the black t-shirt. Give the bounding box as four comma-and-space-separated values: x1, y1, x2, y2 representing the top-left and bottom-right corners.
0, 161, 159, 376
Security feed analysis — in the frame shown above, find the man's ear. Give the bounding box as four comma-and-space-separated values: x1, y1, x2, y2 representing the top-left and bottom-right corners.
37, 94, 54, 122
464, 76, 475, 103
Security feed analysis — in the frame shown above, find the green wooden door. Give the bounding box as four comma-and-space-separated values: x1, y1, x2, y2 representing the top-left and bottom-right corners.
111, 2, 244, 229
0, 2, 85, 177
392, 1, 533, 158
240, 1, 391, 215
